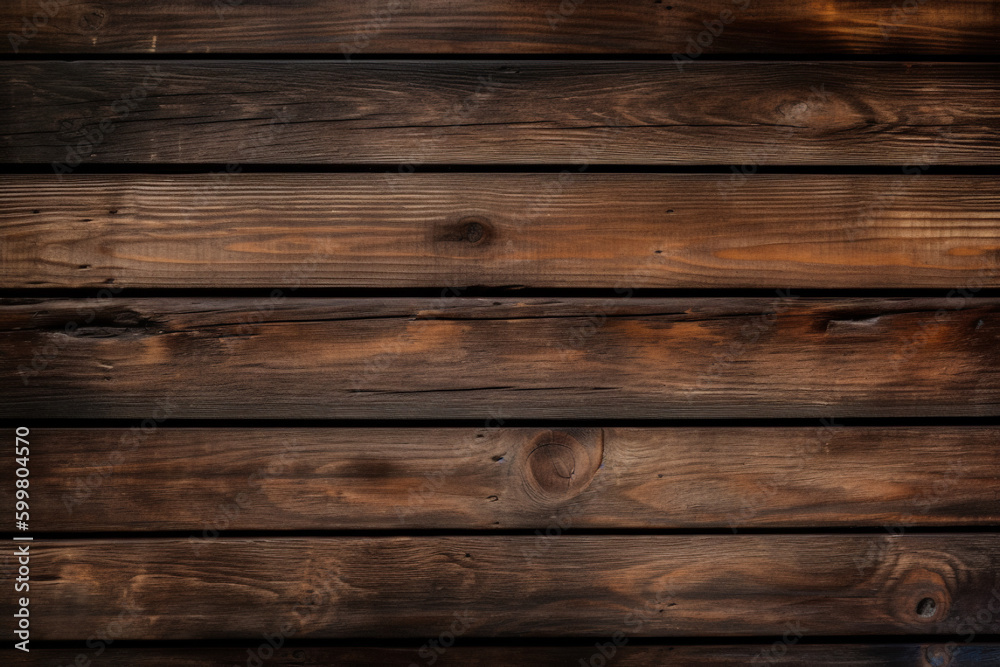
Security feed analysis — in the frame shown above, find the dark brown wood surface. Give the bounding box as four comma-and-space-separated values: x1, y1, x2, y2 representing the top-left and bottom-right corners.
3, 297, 999, 419
8, 644, 1000, 666
12, 427, 999, 531
4, 174, 1000, 289
3, 0, 999, 55
4, 1, 998, 657
12, 536, 1000, 638
3, 62, 998, 165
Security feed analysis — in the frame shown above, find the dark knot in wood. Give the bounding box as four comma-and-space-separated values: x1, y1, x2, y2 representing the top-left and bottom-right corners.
521, 430, 602, 501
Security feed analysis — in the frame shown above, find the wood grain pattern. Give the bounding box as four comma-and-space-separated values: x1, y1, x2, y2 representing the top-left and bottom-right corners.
8, 644, 1000, 666
3, 0, 999, 55
13, 427, 999, 531
3, 61, 998, 165
13, 536, 1000, 638
4, 174, 1000, 289
3, 297, 999, 419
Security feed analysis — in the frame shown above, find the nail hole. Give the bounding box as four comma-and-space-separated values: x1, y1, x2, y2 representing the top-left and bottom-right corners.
32, 209, 40, 214
916, 597, 937, 618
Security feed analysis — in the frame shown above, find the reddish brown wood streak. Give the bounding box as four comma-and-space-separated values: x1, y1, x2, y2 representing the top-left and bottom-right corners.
2, 62, 998, 165
2, 174, 999, 289
2, 0, 999, 54
9, 427, 998, 531
19, 536, 1000, 639
1, 297, 998, 419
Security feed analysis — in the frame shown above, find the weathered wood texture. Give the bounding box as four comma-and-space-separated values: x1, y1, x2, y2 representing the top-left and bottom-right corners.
3, 298, 999, 419
8, 644, 1000, 666
3, 62, 998, 165
3, 0, 999, 55
4, 174, 1000, 289
11, 536, 1000, 638
12, 427, 999, 531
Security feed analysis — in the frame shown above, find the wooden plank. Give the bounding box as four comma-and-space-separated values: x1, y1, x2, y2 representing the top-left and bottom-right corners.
3, 297, 1000, 419
12, 427, 1000, 531
4, 174, 1000, 289
14, 536, 1000, 638
9, 644, 1000, 666
2, 62, 998, 165
3, 1, 1000, 55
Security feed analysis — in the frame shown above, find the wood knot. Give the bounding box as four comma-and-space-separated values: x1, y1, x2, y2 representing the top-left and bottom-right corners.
519, 430, 602, 502
433, 217, 493, 250
462, 219, 486, 244
922, 644, 956, 667
887, 564, 954, 627
77, 5, 109, 34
